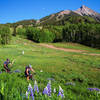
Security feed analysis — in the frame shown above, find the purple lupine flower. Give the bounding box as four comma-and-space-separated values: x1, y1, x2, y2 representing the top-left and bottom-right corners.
47, 80, 51, 96
34, 80, 39, 93
88, 88, 94, 91
26, 91, 29, 98
47, 78, 55, 81
88, 88, 100, 91
27, 83, 34, 100
58, 91, 64, 97
58, 86, 64, 98
30, 88, 34, 100
28, 83, 33, 92
0, 72, 2, 74
43, 86, 49, 95
26, 84, 32, 98
94, 88, 100, 91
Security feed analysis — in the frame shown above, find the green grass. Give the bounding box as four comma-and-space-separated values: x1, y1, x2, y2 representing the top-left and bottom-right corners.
0, 37, 100, 100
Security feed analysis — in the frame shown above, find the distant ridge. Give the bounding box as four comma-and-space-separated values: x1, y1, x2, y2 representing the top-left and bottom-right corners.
37, 5, 100, 25
8, 5, 100, 26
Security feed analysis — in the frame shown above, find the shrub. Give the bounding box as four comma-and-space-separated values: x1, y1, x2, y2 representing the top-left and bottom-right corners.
0, 26, 11, 45
39, 29, 55, 43
26, 27, 40, 42
17, 28, 26, 38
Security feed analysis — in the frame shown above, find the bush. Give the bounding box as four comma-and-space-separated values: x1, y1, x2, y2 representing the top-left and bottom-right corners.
0, 26, 11, 45
17, 28, 26, 38
26, 27, 40, 42
48, 26, 63, 42
26, 27, 55, 43
39, 29, 55, 43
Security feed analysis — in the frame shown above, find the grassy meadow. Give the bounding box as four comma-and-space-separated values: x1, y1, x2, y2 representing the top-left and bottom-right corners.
0, 36, 100, 100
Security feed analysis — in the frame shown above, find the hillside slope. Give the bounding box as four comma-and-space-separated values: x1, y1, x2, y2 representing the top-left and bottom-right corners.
37, 5, 100, 25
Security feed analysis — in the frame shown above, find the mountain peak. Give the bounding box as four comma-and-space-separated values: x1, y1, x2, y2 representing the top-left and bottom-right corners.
80, 5, 91, 11
74, 5, 98, 16
81, 5, 87, 9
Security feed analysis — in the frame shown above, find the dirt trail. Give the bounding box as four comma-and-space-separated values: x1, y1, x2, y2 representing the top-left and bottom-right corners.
40, 44, 100, 56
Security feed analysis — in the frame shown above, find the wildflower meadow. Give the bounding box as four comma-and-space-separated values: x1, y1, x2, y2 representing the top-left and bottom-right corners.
0, 37, 100, 100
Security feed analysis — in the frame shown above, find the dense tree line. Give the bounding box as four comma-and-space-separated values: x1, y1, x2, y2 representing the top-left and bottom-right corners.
17, 27, 55, 43
62, 23, 100, 48
16, 23, 100, 48
0, 26, 11, 45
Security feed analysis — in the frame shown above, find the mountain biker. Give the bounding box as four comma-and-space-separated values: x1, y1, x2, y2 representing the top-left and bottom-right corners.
3, 59, 11, 72
25, 64, 35, 81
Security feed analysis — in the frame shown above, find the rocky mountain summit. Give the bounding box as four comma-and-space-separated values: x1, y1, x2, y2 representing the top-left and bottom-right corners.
74, 5, 99, 16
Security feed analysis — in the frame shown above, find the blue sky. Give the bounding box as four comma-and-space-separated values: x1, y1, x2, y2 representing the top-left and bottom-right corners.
0, 0, 100, 24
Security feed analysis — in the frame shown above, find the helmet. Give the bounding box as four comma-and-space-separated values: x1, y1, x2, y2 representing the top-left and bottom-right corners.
7, 59, 10, 62
29, 64, 32, 68
7, 59, 9, 61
